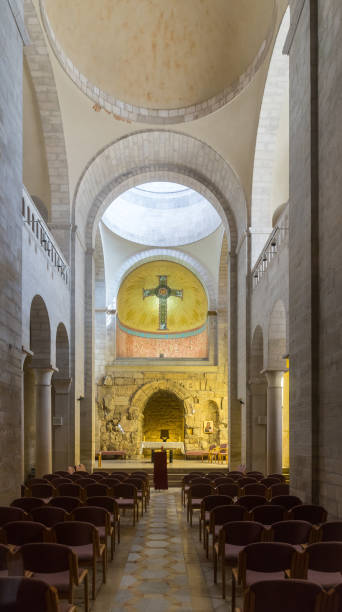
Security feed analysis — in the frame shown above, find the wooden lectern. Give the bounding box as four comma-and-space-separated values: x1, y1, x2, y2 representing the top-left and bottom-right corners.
153, 450, 168, 490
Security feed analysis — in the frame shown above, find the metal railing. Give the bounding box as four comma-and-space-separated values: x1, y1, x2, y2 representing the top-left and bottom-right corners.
22, 187, 70, 286
251, 222, 288, 289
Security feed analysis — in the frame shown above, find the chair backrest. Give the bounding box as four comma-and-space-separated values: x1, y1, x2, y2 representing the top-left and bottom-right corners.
84, 483, 110, 498
74, 470, 89, 476
102, 478, 121, 489
90, 473, 106, 481
85, 496, 119, 518
250, 504, 285, 525
260, 477, 280, 488
239, 477, 258, 487
54, 471, 71, 477
72, 506, 110, 528
57, 483, 83, 498
20, 542, 73, 574
27, 478, 49, 486
220, 520, 264, 545
43, 474, 60, 482
30, 506, 69, 527
27, 484, 55, 499
131, 472, 149, 479
269, 483, 290, 497
11, 497, 43, 513
201, 495, 233, 513
246, 472, 264, 480
288, 504, 328, 524
237, 495, 267, 511
54, 520, 96, 547
319, 521, 342, 542
210, 505, 246, 530
268, 473, 286, 482
213, 477, 235, 486
112, 483, 137, 499
188, 484, 214, 499
270, 495, 302, 510
271, 520, 313, 545
243, 578, 324, 612
216, 483, 240, 497
0, 576, 61, 612
240, 541, 297, 575
242, 484, 268, 497
190, 478, 211, 485
48, 496, 81, 513
0, 506, 28, 526
69, 473, 83, 481
304, 542, 342, 573
0, 544, 11, 571
49, 478, 72, 487
76, 478, 96, 488
206, 473, 225, 480
1, 521, 48, 546
109, 473, 129, 481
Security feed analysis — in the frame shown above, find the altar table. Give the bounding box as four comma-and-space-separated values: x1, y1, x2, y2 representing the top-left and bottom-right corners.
140, 441, 185, 453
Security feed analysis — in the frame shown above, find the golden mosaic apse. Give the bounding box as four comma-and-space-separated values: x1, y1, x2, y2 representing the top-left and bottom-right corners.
117, 261, 208, 334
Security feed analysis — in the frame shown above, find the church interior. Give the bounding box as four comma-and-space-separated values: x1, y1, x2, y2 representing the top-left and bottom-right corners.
1, 0, 342, 610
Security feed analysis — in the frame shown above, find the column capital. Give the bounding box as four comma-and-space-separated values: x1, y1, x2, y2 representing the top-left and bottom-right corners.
31, 367, 55, 386
261, 369, 284, 387
20, 346, 33, 369
53, 378, 72, 394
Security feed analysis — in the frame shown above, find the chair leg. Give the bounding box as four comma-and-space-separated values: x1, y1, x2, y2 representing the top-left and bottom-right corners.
222, 559, 226, 599
232, 569, 236, 612
84, 572, 89, 612
213, 547, 218, 583
102, 551, 107, 584
111, 530, 114, 560
199, 517, 202, 541
92, 558, 96, 600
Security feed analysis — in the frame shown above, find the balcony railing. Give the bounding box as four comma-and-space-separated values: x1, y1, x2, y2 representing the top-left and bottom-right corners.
22, 187, 70, 286
251, 222, 288, 289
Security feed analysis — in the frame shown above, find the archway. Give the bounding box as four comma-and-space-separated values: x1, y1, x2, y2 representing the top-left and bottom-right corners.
249, 325, 267, 474
143, 391, 184, 458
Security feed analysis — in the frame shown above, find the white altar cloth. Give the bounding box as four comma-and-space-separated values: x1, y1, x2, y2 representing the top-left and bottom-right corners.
140, 441, 185, 453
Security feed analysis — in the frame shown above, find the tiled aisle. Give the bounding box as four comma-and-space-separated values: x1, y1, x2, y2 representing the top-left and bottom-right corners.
91, 489, 232, 612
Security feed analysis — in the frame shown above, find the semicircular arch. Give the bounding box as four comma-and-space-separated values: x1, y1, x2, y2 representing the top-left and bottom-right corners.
131, 380, 190, 414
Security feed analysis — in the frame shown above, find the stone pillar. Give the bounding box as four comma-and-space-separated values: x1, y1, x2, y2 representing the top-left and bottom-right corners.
33, 368, 54, 476
264, 370, 284, 475
248, 378, 267, 474
52, 378, 72, 472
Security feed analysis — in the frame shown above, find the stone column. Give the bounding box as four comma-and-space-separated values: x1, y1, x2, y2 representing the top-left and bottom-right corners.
33, 368, 54, 476
52, 378, 72, 472
248, 377, 267, 474
264, 370, 284, 475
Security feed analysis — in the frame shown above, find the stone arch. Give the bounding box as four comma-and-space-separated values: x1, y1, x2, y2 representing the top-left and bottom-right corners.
131, 380, 190, 414
268, 299, 287, 370
250, 7, 290, 265
30, 295, 51, 367
143, 390, 185, 455
24, 0, 70, 260
110, 248, 217, 310
251, 325, 265, 378
72, 131, 244, 251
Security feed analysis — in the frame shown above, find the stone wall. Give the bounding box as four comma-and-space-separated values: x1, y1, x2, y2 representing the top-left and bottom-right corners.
96, 370, 226, 459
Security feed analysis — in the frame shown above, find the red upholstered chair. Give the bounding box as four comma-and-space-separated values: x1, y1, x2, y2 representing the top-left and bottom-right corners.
90, 473, 106, 481
69, 473, 83, 481
301, 542, 342, 588
229, 472, 245, 480
237, 496, 268, 513
130, 473, 150, 503
207, 473, 226, 481
287, 504, 328, 526
30, 505, 69, 527
270, 520, 313, 552
238, 478, 258, 488
233, 542, 298, 612
49, 478, 73, 488
11, 498, 43, 513
126, 478, 147, 515
83, 483, 111, 501
0, 544, 12, 577
242, 578, 326, 612
0, 576, 77, 612
76, 478, 96, 488
249, 504, 285, 529
181, 473, 206, 506
207, 504, 246, 561
270, 495, 302, 511
56, 484, 83, 500
214, 477, 236, 486
26, 478, 49, 486
318, 521, 342, 542
216, 483, 240, 498
0, 506, 28, 526
53, 520, 105, 601
101, 478, 121, 493
328, 582, 342, 612
43, 473, 61, 482
54, 471, 72, 477
48, 497, 81, 513
241, 484, 268, 497
26, 483, 56, 502
20, 542, 89, 611
199, 495, 233, 542
187, 484, 214, 526
85, 497, 120, 545
215, 521, 265, 599
72, 505, 113, 562
108, 473, 129, 481
112, 483, 138, 525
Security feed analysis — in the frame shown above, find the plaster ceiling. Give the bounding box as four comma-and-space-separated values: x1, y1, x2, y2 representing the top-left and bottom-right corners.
43, 0, 275, 112
117, 261, 208, 334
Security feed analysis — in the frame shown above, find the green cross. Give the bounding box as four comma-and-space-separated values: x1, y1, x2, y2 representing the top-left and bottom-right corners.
143, 275, 183, 330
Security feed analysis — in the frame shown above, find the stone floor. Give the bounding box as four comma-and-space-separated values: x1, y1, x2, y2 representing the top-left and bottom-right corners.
85, 488, 234, 612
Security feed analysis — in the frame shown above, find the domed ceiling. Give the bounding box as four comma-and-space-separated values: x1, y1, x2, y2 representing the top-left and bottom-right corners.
117, 261, 208, 335
42, 0, 275, 120
102, 181, 222, 246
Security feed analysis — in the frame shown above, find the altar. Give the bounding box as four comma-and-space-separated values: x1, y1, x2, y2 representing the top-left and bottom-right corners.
140, 441, 185, 454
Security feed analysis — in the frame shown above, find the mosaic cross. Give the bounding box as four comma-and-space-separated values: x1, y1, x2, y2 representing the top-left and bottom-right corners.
143, 275, 183, 330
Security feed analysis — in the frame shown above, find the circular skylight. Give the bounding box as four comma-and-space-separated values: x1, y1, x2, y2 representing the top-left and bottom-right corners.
102, 182, 222, 246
